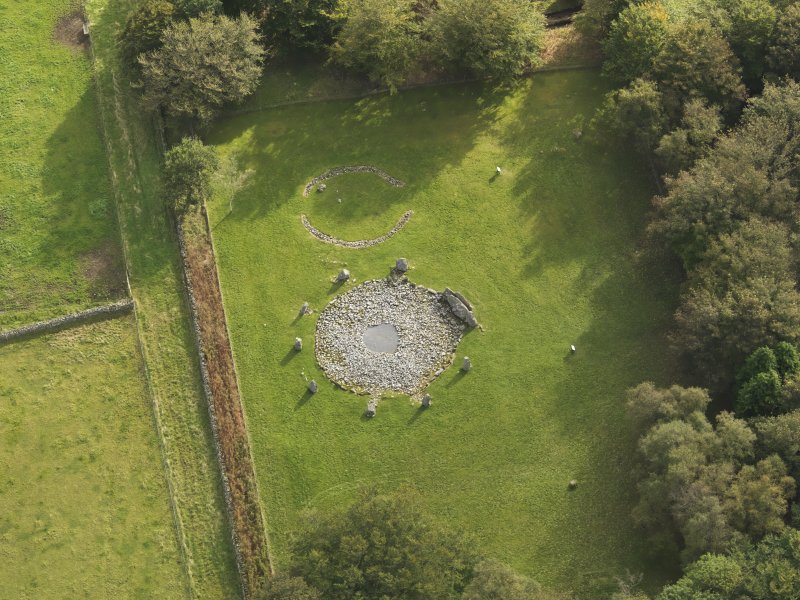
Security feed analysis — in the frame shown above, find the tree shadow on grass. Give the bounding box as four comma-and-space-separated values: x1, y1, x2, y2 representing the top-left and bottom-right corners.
205, 80, 507, 227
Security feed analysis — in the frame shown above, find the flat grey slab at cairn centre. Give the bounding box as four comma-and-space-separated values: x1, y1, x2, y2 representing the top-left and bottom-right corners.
315, 278, 466, 396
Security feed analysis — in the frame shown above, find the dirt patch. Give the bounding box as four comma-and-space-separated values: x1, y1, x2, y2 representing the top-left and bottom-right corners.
80, 242, 128, 300
540, 25, 602, 68
53, 10, 89, 51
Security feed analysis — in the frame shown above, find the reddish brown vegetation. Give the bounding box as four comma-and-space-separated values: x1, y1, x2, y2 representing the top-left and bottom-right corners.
180, 211, 270, 597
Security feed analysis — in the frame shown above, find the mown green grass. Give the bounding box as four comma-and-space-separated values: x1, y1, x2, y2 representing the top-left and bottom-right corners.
85, 0, 241, 596
207, 70, 682, 595
0, 317, 188, 599
0, 0, 126, 330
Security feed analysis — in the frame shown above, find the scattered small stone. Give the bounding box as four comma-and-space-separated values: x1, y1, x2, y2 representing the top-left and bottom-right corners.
337, 269, 350, 282
366, 398, 378, 417
308, 380, 318, 394
395, 257, 409, 273
568, 479, 578, 490
421, 394, 432, 408
294, 337, 303, 351
462, 356, 471, 372
299, 302, 310, 316
317, 183, 327, 192
570, 344, 576, 354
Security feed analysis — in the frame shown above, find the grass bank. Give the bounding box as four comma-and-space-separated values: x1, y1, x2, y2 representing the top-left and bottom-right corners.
84, 0, 240, 596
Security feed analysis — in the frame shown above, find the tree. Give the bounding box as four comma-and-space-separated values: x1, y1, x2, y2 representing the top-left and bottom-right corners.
625, 382, 711, 434
737, 371, 783, 417
427, 0, 545, 80
670, 218, 800, 389
329, 0, 420, 91
289, 486, 478, 599
220, 0, 337, 50
651, 80, 800, 267
257, 573, 322, 599
593, 78, 667, 153
774, 342, 800, 380
725, 0, 776, 87
163, 138, 219, 212
658, 529, 800, 599
767, 3, 800, 80
602, 2, 670, 85
461, 560, 546, 600
655, 99, 721, 175
139, 13, 265, 123
120, 0, 177, 68
755, 409, 800, 477
174, 0, 222, 16
652, 21, 745, 119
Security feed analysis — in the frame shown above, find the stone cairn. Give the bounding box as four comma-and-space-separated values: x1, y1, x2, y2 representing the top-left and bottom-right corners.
294, 337, 303, 351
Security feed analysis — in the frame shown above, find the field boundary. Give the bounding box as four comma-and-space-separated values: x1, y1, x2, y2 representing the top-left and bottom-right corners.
177, 210, 272, 598
0, 299, 134, 345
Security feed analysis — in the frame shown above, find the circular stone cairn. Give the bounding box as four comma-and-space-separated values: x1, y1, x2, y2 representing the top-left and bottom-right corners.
315, 278, 466, 396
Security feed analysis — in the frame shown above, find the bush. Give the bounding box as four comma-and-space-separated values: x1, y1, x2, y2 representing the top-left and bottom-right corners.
427, 0, 545, 80
163, 138, 219, 212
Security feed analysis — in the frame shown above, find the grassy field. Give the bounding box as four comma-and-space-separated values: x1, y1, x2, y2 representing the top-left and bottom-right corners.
0, 0, 126, 330
206, 70, 682, 595
0, 317, 188, 599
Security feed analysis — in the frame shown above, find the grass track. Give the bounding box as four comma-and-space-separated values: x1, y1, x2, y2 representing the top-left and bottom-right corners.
0, 0, 126, 330
0, 317, 187, 599
84, 0, 240, 596
207, 70, 682, 596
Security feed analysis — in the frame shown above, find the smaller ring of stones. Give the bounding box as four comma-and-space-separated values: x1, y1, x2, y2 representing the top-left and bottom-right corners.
315, 278, 466, 396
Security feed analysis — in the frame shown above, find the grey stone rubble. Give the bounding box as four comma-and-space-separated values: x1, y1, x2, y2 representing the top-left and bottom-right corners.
443, 288, 478, 328
366, 398, 378, 417
315, 278, 467, 396
462, 356, 471, 372
302, 165, 406, 197
0, 299, 134, 345
308, 380, 318, 394
395, 257, 409, 272
294, 337, 303, 351
336, 269, 350, 282
301, 211, 413, 249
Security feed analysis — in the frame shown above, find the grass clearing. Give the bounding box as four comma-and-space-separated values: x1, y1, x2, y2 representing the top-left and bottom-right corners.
207, 69, 682, 596
0, 0, 126, 330
0, 317, 188, 599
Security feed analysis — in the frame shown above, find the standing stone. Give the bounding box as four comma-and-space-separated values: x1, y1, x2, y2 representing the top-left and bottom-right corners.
308, 380, 318, 394
570, 344, 576, 354
395, 258, 409, 273
421, 394, 432, 408
462, 356, 471, 372
294, 337, 303, 351
496, 166, 502, 175
299, 302, 310, 316
568, 479, 578, 491
337, 269, 350, 282
366, 398, 377, 417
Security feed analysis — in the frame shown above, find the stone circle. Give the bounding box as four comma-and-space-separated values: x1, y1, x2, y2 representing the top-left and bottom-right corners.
315, 278, 467, 396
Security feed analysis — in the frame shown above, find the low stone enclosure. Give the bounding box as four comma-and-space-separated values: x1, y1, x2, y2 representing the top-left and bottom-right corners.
315, 275, 478, 398
301, 165, 412, 248
302, 165, 406, 197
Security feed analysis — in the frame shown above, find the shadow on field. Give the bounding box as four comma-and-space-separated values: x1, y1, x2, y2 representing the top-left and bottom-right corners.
206, 81, 507, 226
